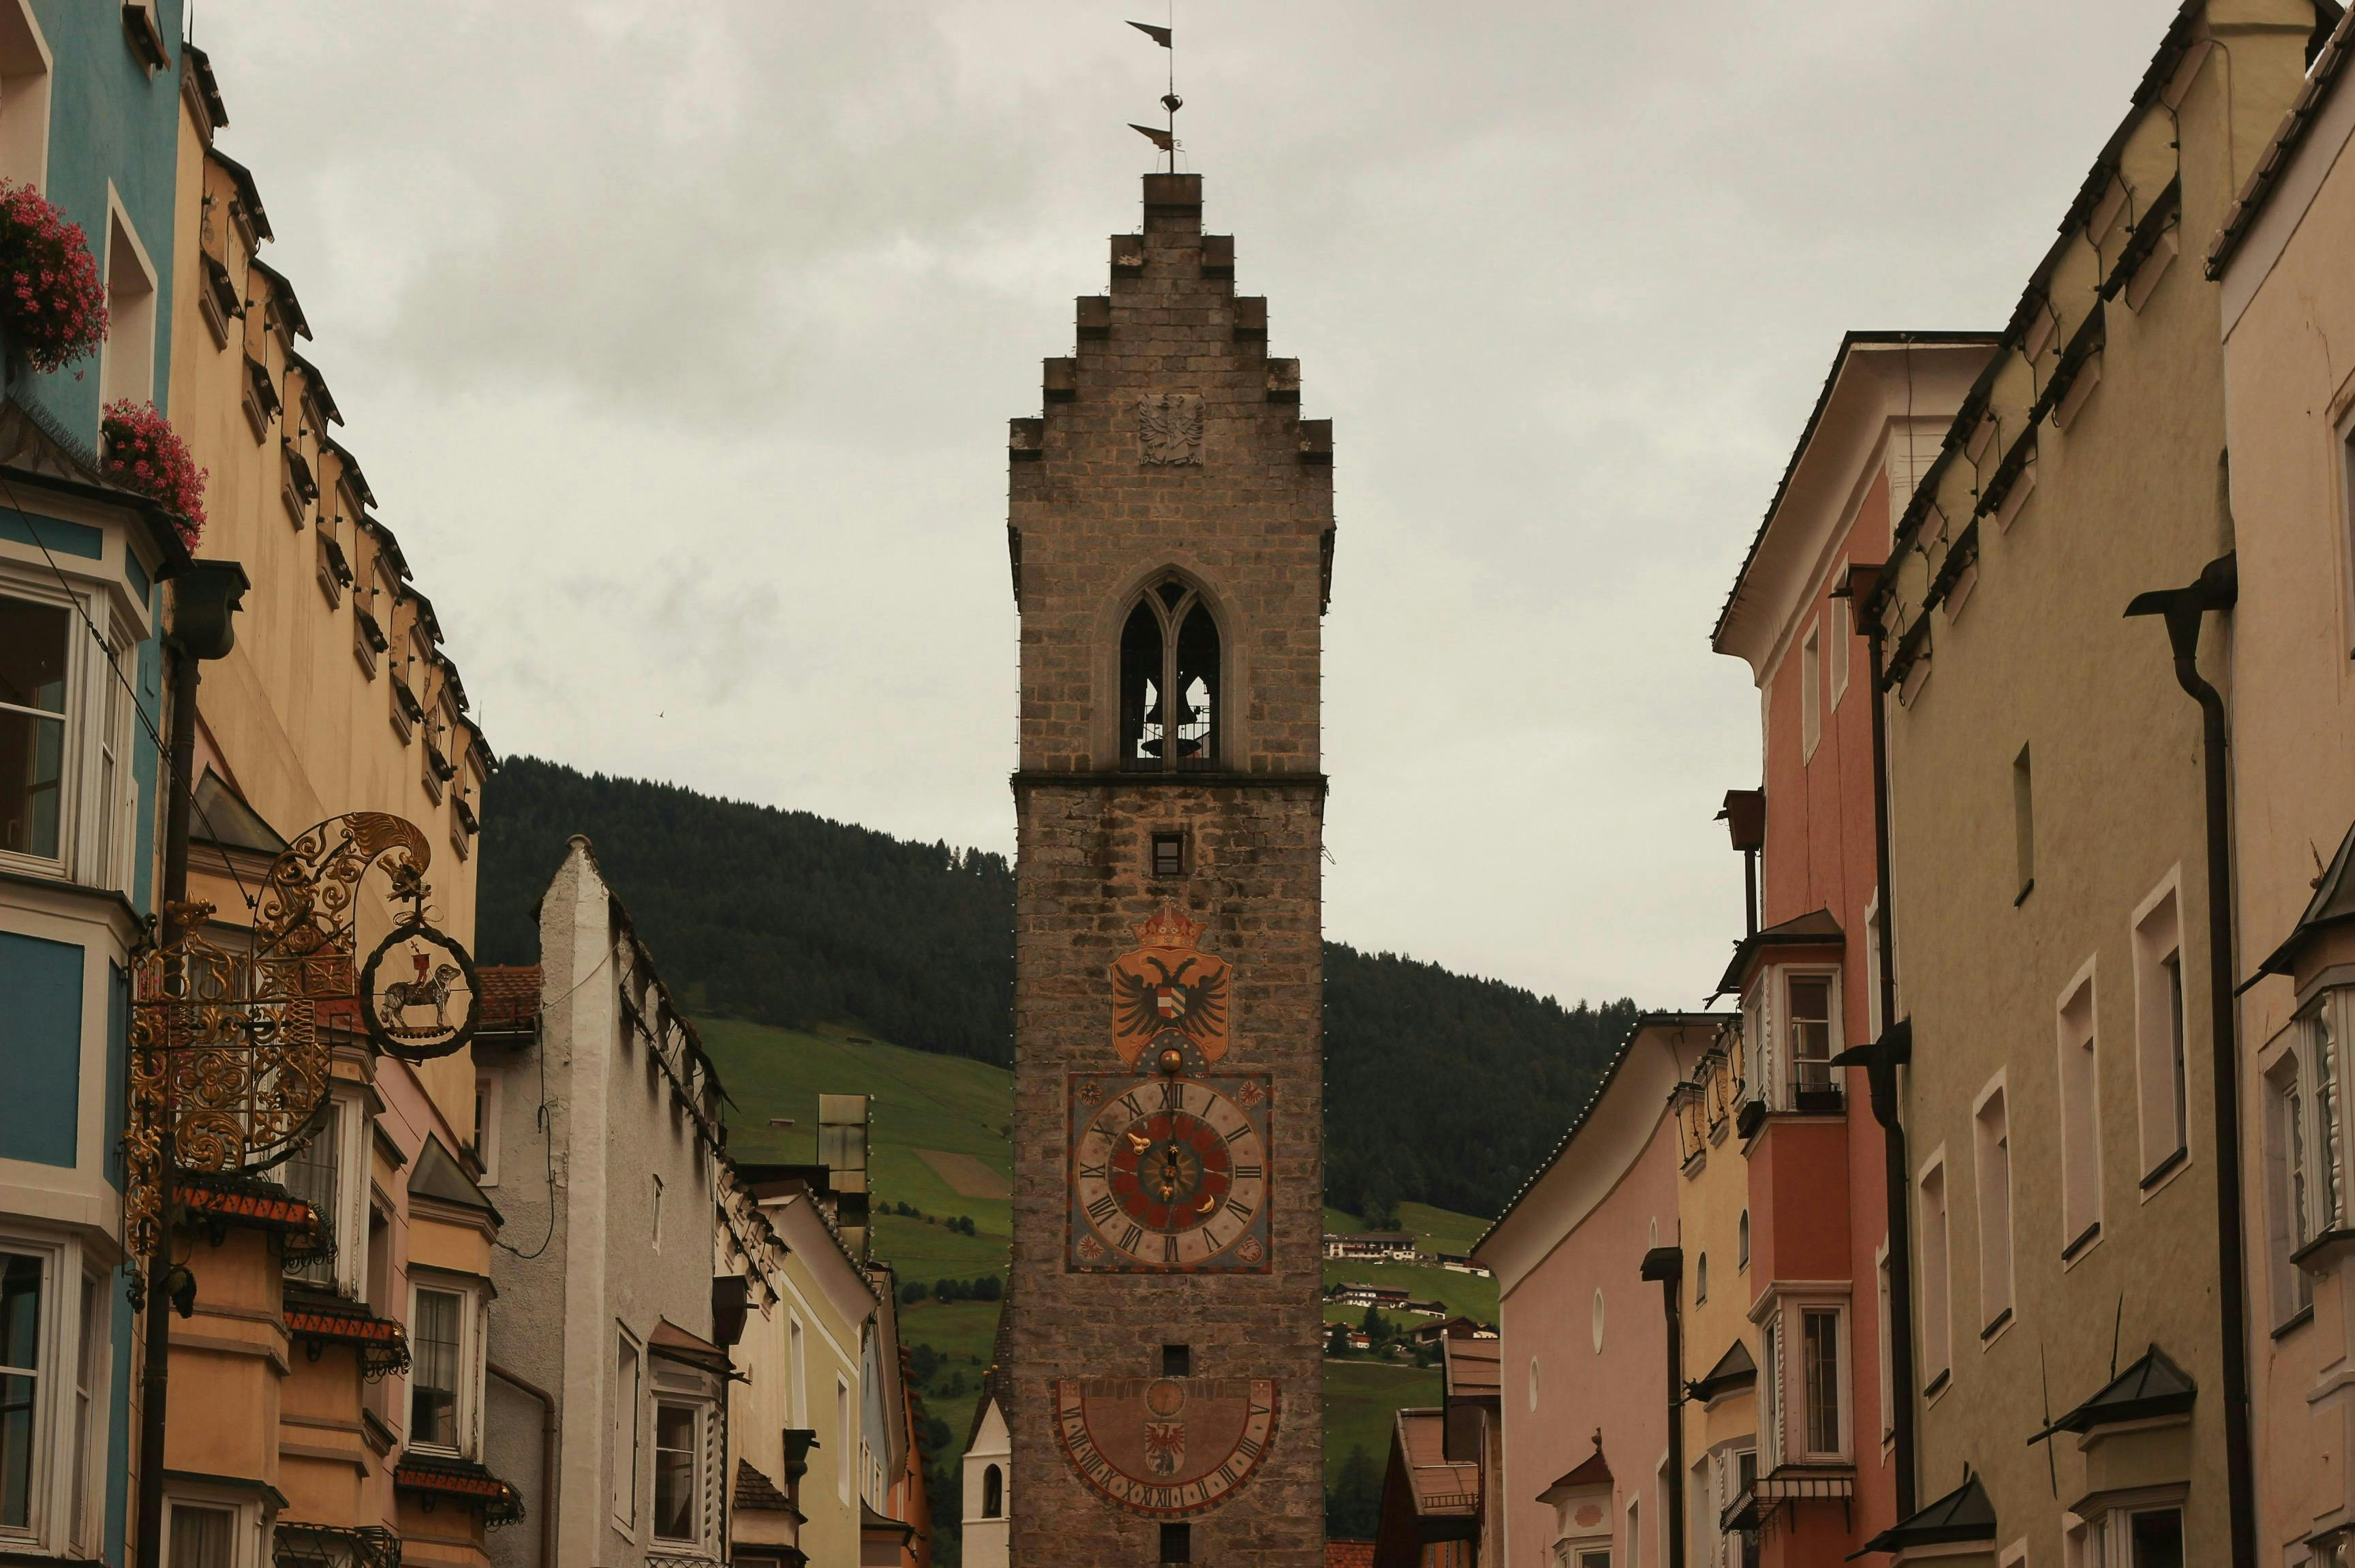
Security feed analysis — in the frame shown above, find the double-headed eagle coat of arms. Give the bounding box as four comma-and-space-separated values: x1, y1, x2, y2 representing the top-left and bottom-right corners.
1109, 902, 1230, 1066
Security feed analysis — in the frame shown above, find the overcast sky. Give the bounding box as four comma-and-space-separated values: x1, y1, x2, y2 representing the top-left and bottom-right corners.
196, 1, 2183, 1009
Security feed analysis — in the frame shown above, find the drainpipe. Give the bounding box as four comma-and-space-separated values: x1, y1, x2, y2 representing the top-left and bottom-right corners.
490, 1362, 561, 1568
1852, 564, 1918, 1522
2125, 553, 2250, 1568
134, 559, 246, 1568
1640, 1246, 1685, 1568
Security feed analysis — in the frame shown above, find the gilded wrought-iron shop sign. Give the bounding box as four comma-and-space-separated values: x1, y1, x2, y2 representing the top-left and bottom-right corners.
124, 812, 480, 1269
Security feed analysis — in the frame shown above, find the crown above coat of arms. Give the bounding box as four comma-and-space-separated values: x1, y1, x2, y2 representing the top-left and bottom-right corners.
1133, 903, 1205, 950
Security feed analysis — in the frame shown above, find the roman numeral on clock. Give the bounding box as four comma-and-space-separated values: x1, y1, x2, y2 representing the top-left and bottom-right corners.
1086, 1195, 1119, 1223
1079, 1163, 1106, 1182
1116, 1093, 1145, 1119
1225, 1200, 1255, 1223
1118, 1223, 1145, 1255
1234, 1164, 1261, 1181
1160, 1079, 1183, 1110
1163, 1234, 1180, 1263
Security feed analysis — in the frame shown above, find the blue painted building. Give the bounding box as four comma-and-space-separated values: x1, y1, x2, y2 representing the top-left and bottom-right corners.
0, 1, 186, 1563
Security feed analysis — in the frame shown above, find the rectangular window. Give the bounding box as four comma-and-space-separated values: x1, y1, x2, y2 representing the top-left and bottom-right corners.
1975, 1087, 2014, 1331
0, 5, 52, 194
2134, 887, 2189, 1179
1875, 1246, 1894, 1443
0, 593, 70, 864
613, 1336, 640, 1524
1787, 974, 1834, 1099
652, 1403, 698, 1542
1, 1250, 44, 1532
1802, 1308, 1842, 1456
166, 1501, 235, 1568
69, 1271, 102, 1553
99, 206, 157, 413
1757, 1317, 1780, 1469
2312, 1004, 2345, 1238
1161, 1521, 1192, 1564
837, 1379, 852, 1505
2058, 976, 2101, 1250
2125, 1507, 2183, 1567
788, 1317, 805, 1428
1919, 1160, 1952, 1386
1151, 832, 1185, 879
279, 1102, 343, 1291
1864, 893, 1883, 1045
1829, 596, 1851, 707
651, 1173, 664, 1252
472, 1075, 499, 1186
2012, 745, 2035, 900
1800, 621, 1822, 758
93, 641, 126, 891
409, 1287, 463, 1450
2269, 1049, 2318, 1322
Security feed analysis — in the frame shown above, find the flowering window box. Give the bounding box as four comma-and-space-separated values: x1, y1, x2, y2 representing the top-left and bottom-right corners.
100, 401, 205, 546
0, 181, 109, 376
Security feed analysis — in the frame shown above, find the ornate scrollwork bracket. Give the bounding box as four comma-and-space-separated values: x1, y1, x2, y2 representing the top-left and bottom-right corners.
123, 812, 474, 1291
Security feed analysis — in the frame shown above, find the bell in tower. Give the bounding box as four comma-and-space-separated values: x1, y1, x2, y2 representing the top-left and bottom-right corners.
1001, 166, 1334, 1568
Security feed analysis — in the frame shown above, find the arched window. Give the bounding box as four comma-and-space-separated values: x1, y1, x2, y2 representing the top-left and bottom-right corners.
982, 1463, 1003, 1518
1119, 575, 1220, 770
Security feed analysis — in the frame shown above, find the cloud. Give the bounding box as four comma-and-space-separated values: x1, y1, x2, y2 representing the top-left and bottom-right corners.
196, 0, 2181, 1006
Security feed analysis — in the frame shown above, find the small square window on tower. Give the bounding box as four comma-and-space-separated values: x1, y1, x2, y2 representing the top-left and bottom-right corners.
1160, 1522, 1192, 1565
1161, 1343, 1191, 1377
1150, 832, 1186, 879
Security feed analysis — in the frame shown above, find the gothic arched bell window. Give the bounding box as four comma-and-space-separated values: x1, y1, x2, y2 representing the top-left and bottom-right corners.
983, 1463, 1004, 1518
1119, 576, 1220, 771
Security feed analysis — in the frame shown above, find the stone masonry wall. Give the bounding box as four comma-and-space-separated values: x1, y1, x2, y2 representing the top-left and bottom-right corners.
1006, 172, 1331, 1568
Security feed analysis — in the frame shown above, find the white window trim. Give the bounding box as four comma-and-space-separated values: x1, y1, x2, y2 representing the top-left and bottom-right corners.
0, 568, 136, 889
2301, 991, 2352, 1254
649, 1397, 712, 1548
404, 1274, 487, 1460
0, 1229, 114, 1558
836, 1375, 854, 1505
1862, 892, 1883, 1046
2129, 869, 2191, 1193
472, 1072, 500, 1187
1779, 966, 1842, 1111
1754, 1289, 1853, 1464
1828, 595, 1851, 710
0, 1, 51, 196
161, 1485, 266, 1568
613, 1327, 643, 1528
1917, 1146, 1953, 1395
97, 184, 159, 420
277, 1086, 371, 1300
2054, 959, 2103, 1265
2262, 1032, 2315, 1328
1874, 1239, 1894, 1449
1800, 617, 1823, 760
1972, 1071, 2016, 1343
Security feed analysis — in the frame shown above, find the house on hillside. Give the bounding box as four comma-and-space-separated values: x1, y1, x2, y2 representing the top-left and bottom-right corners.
1433, 1253, 1492, 1278
1412, 1317, 1496, 1347
1324, 1231, 1422, 1262
1329, 1283, 1411, 1310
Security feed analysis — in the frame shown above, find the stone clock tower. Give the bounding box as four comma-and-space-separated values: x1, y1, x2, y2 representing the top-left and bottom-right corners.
1003, 170, 1330, 1567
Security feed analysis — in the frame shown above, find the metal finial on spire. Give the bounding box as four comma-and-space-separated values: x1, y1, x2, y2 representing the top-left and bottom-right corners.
1126, 3, 1180, 171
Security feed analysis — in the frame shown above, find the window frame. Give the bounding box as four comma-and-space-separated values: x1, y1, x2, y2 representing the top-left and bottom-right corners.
0, 2, 52, 196
1117, 574, 1223, 773
0, 1231, 113, 1556
1783, 968, 1841, 1105
1973, 1075, 2015, 1338
404, 1274, 485, 1460
472, 1073, 500, 1188
1800, 617, 1822, 760
1918, 1150, 1953, 1393
2056, 964, 2103, 1259
161, 1489, 262, 1568
2131, 874, 2191, 1188
613, 1331, 642, 1528
836, 1375, 853, 1505
275, 1086, 371, 1300
97, 187, 159, 419
650, 1398, 705, 1545
1828, 594, 1851, 710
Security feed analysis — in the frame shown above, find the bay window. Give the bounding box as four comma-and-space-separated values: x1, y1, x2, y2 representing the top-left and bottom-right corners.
0, 1238, 113, 1556
406, 1278, 484, 1458
0, 581, 140, 889
0, 592, 67, 864
275, 1092, 370, 1298
653, 1402, 700, 1542
1802, 1308, 1843, 1456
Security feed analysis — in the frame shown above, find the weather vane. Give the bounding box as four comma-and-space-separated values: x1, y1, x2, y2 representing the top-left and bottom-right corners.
1126, 4, 1180, 171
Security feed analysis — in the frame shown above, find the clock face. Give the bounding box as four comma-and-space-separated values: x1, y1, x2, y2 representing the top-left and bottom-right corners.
1068, 1073, 1270, 1272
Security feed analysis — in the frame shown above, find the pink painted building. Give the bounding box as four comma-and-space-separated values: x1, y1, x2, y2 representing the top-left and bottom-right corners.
1710, 334, 1995, 1563
1475, 1016, 1719, 1567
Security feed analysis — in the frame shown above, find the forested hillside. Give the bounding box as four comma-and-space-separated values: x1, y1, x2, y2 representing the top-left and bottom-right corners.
478, 756, 1635, 1219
